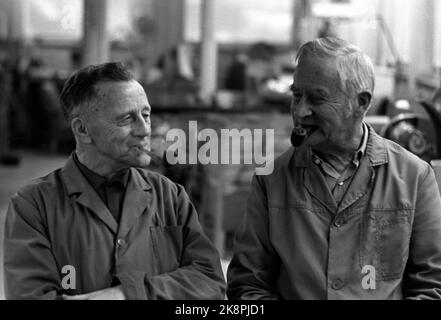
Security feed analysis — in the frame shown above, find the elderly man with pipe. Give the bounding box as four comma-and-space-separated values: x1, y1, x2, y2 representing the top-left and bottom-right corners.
227, 38, 441, 300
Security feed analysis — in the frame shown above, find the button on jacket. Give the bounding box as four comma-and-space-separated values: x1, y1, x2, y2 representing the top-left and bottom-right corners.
227, 125, 441, 299
4, 155, 226, 299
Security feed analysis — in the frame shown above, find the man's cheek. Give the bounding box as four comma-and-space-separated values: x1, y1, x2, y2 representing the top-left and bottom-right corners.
110, 137, 130, 155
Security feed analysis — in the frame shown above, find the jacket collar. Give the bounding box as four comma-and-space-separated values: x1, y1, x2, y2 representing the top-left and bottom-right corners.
62, 154, 152, 195
61, 154, 152, 235
364, 123, 389, 166
72, 152, 130, 190
293, 122, 389, 168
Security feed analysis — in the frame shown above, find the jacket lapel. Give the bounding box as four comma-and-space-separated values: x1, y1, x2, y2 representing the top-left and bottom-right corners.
295, 146, 338, 214
336, 157, 374, 214
304, 165, 338, 214
61, 155, 118, 234
117, 168, 153, 239
337, 124, 389, 214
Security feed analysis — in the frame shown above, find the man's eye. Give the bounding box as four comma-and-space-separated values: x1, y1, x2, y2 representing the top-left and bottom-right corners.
308, 96, 324, 105
142, 114, 151, 123
292, 93, 302, 103
118, 116, 133, 125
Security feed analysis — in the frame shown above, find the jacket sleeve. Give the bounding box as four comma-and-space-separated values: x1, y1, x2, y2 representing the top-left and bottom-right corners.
3, 193, 62, 300
226, 174, 280, 300
403, 164, 441, 299
115, 183, 226, 300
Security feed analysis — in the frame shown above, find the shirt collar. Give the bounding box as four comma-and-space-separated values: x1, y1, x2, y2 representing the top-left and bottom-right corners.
73, 152, 130, 189
294, 122, 389, 168
354, 122, 369, 162
311, 122, 368, 174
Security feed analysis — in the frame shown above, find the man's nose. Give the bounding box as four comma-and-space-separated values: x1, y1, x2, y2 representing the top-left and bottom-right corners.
133, 117, 151, 137
291, 97, 312, 119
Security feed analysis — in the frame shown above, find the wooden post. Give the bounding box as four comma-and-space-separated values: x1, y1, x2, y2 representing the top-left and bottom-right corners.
0, 67, 11, 156
153, 0, 185, 56
8, 0, 26, 40
199, 0, 225, 256
199, 0, 217, 105
407, 0, 436, 98
292, 0, 311, 49
82, 0, 109, 66
201, 164, 225, 258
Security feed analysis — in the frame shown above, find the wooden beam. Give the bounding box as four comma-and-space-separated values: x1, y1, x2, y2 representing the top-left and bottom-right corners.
292, 0, 311, 49
82, 0, 109, 66
199, 0, 217, 105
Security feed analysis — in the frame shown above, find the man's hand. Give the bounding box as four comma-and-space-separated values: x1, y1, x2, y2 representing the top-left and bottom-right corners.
62, 285, 126, 300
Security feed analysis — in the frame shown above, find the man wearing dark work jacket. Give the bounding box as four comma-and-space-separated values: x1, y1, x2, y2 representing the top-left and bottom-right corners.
72, 153, 129, 224
3, 62, 226, 300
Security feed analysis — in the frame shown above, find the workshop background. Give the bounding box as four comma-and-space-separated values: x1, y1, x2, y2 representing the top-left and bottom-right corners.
1, 0, 441, 300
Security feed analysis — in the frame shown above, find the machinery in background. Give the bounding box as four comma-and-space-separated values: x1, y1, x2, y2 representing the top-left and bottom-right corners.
380, 99, 441, 164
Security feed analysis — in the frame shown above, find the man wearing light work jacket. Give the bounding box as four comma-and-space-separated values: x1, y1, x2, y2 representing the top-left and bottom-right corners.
227, 38, 441, 300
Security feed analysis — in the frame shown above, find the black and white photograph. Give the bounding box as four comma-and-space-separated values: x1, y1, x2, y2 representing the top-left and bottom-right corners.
1, 0, 441, 308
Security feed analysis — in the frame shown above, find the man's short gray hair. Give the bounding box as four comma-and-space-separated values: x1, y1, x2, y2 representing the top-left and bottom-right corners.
296, 37, 375, 98
60, 62, 135, 121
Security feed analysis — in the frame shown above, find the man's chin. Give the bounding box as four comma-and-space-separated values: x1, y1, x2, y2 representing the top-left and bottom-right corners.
126, 154, 152, 168
304, 131, 321, 147
137, 154, 152, 167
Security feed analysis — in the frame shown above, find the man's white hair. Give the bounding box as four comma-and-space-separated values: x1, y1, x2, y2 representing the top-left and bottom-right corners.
296, 37, 375, 100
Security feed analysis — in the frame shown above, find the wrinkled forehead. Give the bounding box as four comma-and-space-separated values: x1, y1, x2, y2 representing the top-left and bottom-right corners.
294, 55, 340, 88
94, 80, 147, 99
88, 80, 150, 115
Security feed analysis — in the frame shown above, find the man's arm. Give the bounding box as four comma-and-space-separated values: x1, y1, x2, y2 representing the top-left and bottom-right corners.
403, 164, 441, 299
227, 175, 280, 300
3, 193, 62, 299
114, 184, 226, 300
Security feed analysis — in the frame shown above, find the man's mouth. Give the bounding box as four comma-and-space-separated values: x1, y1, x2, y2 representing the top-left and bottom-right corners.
291, 124, 319, 147
300, 124, 319, 135
132, 144, 150, 152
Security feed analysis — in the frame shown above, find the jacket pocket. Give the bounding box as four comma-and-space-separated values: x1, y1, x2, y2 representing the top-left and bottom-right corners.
150, 225, 184, 273
359, 209, 412, 281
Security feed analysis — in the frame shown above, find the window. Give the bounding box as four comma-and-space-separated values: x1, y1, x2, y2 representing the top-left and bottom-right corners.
25, 0, 142, 42
185, 0, 293, 44
27, 0, 83, 40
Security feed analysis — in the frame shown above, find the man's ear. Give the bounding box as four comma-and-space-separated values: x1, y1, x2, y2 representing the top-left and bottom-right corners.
356, 91, 372, 116
71, 117, 92, 144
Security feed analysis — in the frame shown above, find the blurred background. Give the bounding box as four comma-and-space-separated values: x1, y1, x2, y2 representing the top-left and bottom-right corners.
1, 0, 441, 299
